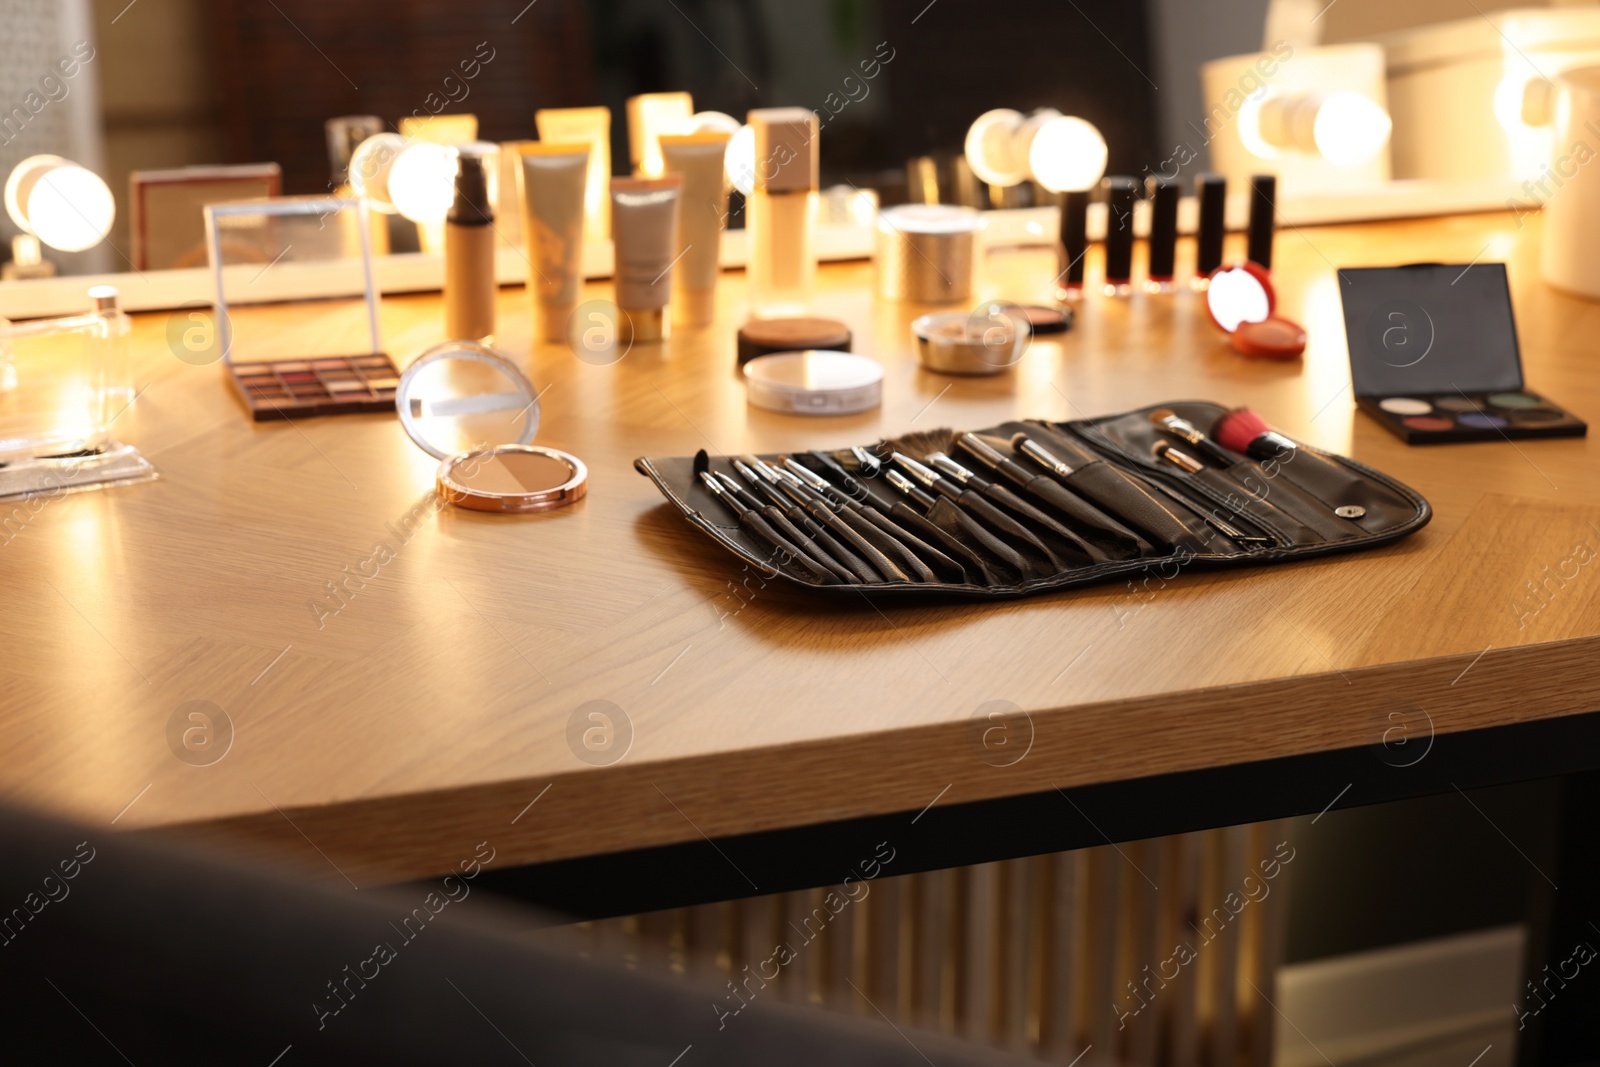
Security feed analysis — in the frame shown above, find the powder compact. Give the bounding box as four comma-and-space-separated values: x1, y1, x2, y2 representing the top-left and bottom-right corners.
736, 317, 853, 365
912, 305, 1028, 375
1337, 263, 1586, 444
1205, 262, 1306, 360
742, 350, 883, 415
394, 340, 587, 512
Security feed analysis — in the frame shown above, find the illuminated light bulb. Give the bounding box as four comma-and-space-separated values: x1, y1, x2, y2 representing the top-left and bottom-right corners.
964, 108, 1028, 187
1311, 91, 1392, 166
3, 155, 114, 253
1254, 91, 1391, 166
689, 110, 741, 136
1027, 115, 1108, 192
724, 124, 756, 197
388, 142, 460, 224
627, 92, 694, 177
348, 133, 407, 213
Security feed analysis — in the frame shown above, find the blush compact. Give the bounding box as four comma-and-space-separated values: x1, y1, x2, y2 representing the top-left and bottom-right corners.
1337, 263, 1586, 445
1205, 262, 1306, 360
395, 340, 587, 512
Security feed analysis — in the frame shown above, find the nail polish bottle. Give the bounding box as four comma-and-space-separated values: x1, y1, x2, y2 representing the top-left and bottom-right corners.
1247, 173, 1277, 270
1144, 175, 1179, 293
1101, 176, 1136, 296
444, 149, 496, 343
1054, 189, 1090, 302
1193, 173, 1226, 290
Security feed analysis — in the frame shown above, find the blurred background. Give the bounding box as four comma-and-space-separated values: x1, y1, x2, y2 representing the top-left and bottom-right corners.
1, 0, 1577, 276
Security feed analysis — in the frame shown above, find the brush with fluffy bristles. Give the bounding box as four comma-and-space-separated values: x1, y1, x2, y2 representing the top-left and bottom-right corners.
884, 427, 958, 463
1212, 407, 1297, 462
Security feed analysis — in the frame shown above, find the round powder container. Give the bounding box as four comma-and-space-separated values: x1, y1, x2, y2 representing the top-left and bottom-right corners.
396, 340, 587, 513
1231, 316, 1306, 360
742, 350, 883, 415
1015, 305, 1074, 334
737, 317, 852, 365
875, 204, 981, 303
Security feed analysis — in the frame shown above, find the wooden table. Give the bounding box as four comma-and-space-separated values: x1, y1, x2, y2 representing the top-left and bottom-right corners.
4, 211, 1599, 913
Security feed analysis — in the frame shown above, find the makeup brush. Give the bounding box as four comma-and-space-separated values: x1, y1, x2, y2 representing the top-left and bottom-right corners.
885, 469, 938, 509
1152, 441, 1205, 473
1148, 409, 1235, 467
699, 471, 836, 584
1212, 407, 1298, 462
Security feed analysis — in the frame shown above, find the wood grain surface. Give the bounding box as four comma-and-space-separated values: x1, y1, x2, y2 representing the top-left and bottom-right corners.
3, 211, 1597, 888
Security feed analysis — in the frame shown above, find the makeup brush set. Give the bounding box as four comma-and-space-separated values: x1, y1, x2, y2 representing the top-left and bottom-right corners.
636, 401, 1432, 595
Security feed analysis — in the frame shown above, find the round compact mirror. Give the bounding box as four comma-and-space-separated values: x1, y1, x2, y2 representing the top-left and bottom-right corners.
1205, 262, 1307, 360
395, 340, 587, 513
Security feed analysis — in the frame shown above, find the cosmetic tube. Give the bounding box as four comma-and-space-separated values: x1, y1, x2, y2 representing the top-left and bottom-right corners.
535, 106, 612, 239
660, 132, 731, 328
747, 108, 819, 318
610, 176, 682, 343
519, 143, 591, 344
445, 149, 496, 342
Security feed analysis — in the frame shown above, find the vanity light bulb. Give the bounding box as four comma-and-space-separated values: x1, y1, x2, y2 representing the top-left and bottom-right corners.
388, 142, 460, 224
724, 124, 756, 197
348, 133, 406, 213
22, 163, 114, 253
1027, 116, 1108, 193
963, 108, 1028, 187
690, 110, 741, 136
1311, 91, 1391, 167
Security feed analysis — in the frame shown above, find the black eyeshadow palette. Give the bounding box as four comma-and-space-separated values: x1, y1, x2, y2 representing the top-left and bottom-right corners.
1338, 263, 1585, 445
226, 353, 400, 421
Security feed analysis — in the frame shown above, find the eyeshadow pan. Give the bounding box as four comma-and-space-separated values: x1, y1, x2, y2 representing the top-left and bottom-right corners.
1434, 396, 1481, 413
1488, 392, 1541, 409
1457, 412, 1507, 429
1401, 415, 1455, 431
1510, 407, 1565, 423
1380, 397, 1433, 415
272, 361, 311, 372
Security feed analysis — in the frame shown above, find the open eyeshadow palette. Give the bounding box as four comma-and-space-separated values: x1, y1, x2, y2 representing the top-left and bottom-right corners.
636, 401, 1431, 597
225, 354, 401, 421
1337, 262, 1586, 444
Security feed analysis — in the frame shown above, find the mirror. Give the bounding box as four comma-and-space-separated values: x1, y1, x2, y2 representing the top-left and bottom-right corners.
0, 0, 1158, 288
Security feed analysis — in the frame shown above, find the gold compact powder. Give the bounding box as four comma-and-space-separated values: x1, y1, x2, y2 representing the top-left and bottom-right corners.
438, 445, 588, 513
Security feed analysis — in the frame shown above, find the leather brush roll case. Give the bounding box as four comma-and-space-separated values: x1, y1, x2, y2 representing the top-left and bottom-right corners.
634, 401, 1432, 597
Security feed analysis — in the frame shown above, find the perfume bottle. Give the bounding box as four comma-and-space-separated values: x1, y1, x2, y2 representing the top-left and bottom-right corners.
746, 108, 818, 318
444, 150, 496, 343
88, 285, 133, 418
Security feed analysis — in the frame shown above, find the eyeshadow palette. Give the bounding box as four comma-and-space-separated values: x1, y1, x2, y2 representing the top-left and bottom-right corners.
1338, 262, 1586, 445
1359, 390, 1584, 444
226, 354, 401, 421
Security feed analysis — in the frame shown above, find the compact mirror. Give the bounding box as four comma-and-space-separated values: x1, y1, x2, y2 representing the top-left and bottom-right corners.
1206, 262, 1306, 360
395, 340, 587, 513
